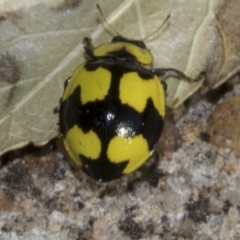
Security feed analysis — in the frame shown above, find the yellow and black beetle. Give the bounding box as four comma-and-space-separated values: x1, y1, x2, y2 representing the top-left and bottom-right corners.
59, 5, 189, 182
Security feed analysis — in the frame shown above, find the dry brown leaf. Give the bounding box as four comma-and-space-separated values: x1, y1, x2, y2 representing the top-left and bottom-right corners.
207, 96, 240, 153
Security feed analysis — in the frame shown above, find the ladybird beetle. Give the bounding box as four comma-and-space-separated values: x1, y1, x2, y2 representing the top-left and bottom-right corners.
59, 5, 189, 182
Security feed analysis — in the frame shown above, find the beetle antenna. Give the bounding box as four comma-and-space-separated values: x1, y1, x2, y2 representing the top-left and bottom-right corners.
96, 4, 121, 36
142, 14, 170, 42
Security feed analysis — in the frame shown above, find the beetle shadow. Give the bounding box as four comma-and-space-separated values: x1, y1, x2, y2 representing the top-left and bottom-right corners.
69, 153, 165, 199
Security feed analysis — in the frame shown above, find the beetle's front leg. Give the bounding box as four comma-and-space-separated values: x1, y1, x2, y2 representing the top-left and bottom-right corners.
83, 37, 95, 59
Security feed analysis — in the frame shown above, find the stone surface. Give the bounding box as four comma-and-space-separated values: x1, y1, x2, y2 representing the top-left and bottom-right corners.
0, 81, 240, 239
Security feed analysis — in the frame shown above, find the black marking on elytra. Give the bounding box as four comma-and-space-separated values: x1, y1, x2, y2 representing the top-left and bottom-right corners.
80, 153, 128, 182
78, 99, 142, 142
59, 86, 81, 137
141, 98, 163, 150
107, 63, 125, 98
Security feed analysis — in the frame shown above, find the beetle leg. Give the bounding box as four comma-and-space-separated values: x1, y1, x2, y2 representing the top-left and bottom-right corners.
151, 68, 205, 84
151, 68, 191, 82
161, 80, 167, 91
140, 151, 163, 187
83, 37, 95, 58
